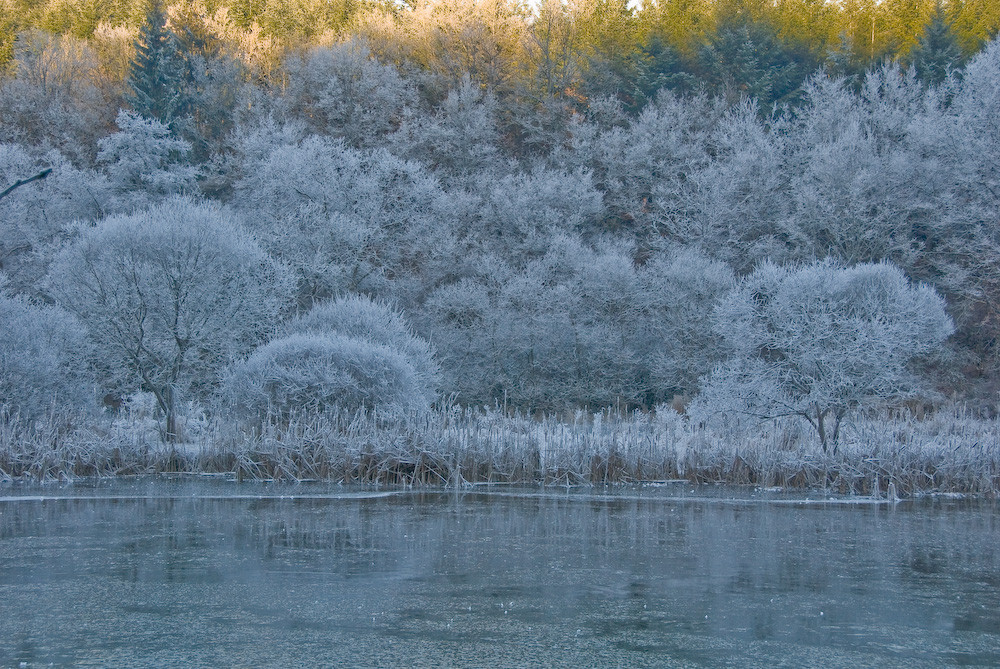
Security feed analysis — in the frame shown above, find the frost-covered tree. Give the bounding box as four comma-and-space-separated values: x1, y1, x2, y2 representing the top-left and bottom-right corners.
231, 128, 453, 304
224, 334, 429, 419
935, 37, 1000, 233
427, 243, 735, 410
419, 237, 646, 410
0, 294, 94, 422
390, 77, 505, 186
634, 247, 736, 403
225, 295, 438, 418
556, 90, 723, 238
47, 197, 293, 440
0, 32, 118, 165
886, 37, 1000, 373
856, 62, 926, 152
484, 238, 636, 410
0, 144, 110, 296
279, 40, 416, 148
781, 74, 914, 267
695, 260, 954, 450
686, 99, 792, 270
418, 274, 500, 406
97, 110, 197, 209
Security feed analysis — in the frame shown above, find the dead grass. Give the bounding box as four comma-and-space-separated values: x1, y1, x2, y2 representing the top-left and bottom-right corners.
1, 405, 997, 495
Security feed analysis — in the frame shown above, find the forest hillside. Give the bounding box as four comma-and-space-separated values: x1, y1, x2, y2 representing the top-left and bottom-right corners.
1, 0, 1000, 487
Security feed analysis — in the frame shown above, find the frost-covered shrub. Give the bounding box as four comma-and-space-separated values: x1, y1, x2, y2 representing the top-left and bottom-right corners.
286, 294, 439, 391
226, 295, 438, 418
224, 333, 430, 418
0, 294, 93, 421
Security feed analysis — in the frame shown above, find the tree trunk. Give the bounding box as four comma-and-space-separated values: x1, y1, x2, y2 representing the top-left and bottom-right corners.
831, 410, 844, 455
152, 385, 177, 443
815, 404, 829, 452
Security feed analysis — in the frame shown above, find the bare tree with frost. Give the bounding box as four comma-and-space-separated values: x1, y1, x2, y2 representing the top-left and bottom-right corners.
694, 260, 953, 451
47, 197, 293, 440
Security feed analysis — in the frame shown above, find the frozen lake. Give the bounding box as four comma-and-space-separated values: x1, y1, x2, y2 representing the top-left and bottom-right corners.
1, 480, 998, 667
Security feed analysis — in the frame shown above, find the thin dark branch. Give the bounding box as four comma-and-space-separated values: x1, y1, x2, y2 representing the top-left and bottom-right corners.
0, 168, 53, 202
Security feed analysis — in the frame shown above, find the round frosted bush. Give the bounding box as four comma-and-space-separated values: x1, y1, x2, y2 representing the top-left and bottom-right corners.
286, 294, 439, 391
225, 332, 433, 418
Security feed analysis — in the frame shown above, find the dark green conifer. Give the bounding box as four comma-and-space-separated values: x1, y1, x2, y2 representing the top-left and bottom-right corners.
697, 10, 814, 109
126, 0, 185, 125
910, 1, 964, 85
636, 35, 699, 108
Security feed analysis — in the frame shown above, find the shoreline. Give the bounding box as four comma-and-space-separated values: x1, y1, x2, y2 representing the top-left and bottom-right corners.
2, 406, 998, 496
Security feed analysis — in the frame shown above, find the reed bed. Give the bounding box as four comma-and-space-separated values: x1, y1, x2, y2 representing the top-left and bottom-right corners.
1, 405, 998, 495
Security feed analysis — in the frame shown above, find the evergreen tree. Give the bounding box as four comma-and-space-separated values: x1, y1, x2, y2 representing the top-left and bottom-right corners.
125, 0, 185, 125
636, 34, 699, 107
824, 31, 867, 85
228, 0, 267, 31
910, 1, 964, 85
697, 9, 815, 108
575, 0, 644, 106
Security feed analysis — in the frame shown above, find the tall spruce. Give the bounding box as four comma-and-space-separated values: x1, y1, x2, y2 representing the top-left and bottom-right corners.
126, 0, 185, 125
910, 1, 964, 85
697, 10, 814, 109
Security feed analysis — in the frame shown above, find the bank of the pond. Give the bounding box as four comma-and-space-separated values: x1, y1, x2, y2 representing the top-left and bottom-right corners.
1, 407, 998, 495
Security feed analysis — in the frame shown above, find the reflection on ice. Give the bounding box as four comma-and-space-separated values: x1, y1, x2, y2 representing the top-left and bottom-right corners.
0, 480, 997, 667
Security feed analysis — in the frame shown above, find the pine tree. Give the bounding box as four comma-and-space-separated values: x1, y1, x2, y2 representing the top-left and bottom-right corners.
126, 0, 185, 125
910, 1, 964, 85
575, 0, 644, 106
698, 10, 812, 108
636, 35, 699, 106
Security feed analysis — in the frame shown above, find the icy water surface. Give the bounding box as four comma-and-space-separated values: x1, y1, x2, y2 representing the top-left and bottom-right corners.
0, 480, 998, 667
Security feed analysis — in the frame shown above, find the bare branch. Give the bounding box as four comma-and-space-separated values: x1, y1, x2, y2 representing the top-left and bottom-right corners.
0, 168, 53, 203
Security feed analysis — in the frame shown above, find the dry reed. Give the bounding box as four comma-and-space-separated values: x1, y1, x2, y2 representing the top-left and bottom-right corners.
1, 405, 997, 495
